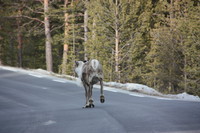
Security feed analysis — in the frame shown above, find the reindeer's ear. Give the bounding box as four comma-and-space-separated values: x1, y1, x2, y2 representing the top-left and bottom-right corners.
75, 61, 79, 67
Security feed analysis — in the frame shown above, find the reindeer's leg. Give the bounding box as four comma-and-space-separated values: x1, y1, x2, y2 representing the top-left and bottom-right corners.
88, 85, 94, 108
100, 79, 105, 103
83, 82, 90, 108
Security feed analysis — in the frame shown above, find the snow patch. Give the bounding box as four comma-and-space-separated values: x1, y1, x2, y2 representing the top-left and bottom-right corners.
167, 92, 200, 101
52, 79, 67, 83
28, 73, 44, 78
104, 82, 200, 102
43, 120, 56, 126
41, 87, 48, 90
104, 82, 162, 96
0, 66, 23, 72
126, 83, 161, 95
129, 93, 145, 97
34, 69, 51, 75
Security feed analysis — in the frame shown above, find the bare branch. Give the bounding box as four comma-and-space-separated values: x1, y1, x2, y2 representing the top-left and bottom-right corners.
21, 20, 34, 27
24, 5, 44, 14
50, 23, 65, 32
27, 22, 44, 35
22, 15, 44, 24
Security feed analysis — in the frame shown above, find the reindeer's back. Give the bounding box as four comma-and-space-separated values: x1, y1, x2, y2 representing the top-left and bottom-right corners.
82, 59, 103, 83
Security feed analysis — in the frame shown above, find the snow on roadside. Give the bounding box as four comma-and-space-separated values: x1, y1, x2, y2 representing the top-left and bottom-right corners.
24, 69, 200, 102
33, 68, 76, 80
104, 82, 162, 96
167, 92, 200, 102
104, 82, 200, 102
1, 66, 200, 102
34, 68, 51, 75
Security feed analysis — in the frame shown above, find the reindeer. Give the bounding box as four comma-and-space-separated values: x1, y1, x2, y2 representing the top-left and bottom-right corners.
75, 59, 105, 108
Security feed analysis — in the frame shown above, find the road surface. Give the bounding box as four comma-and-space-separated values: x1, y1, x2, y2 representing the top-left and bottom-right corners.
0, 67, 200, 133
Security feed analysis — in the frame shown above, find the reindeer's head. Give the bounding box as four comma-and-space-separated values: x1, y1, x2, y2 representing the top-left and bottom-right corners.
74, 61, 84, 78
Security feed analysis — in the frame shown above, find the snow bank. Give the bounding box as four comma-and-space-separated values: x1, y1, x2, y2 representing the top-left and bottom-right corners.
33, 69, 76, 80
104, 82, 162, 96
104, 82, 200, 102
34, 69, 51, 75
167, 92, 200, 102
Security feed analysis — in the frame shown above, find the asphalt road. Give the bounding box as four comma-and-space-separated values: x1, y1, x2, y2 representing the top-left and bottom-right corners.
0, 67, 200, 133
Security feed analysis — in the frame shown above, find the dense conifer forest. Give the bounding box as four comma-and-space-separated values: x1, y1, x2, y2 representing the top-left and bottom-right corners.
0, 0, 199, 96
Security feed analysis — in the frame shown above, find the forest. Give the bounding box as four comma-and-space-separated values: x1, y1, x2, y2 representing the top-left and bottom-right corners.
0, 0, 199, 96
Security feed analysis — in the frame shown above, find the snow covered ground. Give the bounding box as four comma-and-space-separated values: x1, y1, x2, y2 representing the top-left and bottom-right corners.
1, 65, 200, 102
103, 82, 200, 102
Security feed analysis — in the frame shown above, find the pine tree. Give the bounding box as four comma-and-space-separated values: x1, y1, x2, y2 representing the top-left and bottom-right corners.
59, 0, 85, 75
147, 0, 183, 93
128, 0, 153, 84
147, 0, 200, 95
85, 0, 139, 82
177, 0, 200, 95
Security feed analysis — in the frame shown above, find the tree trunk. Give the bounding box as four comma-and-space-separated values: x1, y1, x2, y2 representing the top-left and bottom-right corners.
44, 0, 53, 72
183, 34, 187, 92
17, 7, 22, 68
170, 0, 175, 30
184, 54, 187, 92
115, 0, 120, 82
91, 17, 96, 58
61, 0, 69, 74
84, 0, 88, 60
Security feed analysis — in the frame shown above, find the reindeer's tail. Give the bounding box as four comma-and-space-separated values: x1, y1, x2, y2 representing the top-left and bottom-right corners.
91, 59, 99, 70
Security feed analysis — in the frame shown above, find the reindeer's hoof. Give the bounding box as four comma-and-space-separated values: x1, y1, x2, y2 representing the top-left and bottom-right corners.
89, 104, 95, 108
82, 104, 90, 108
89, 99, 93, 104
82, 103, 95, 108
100, 95, 105, 103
